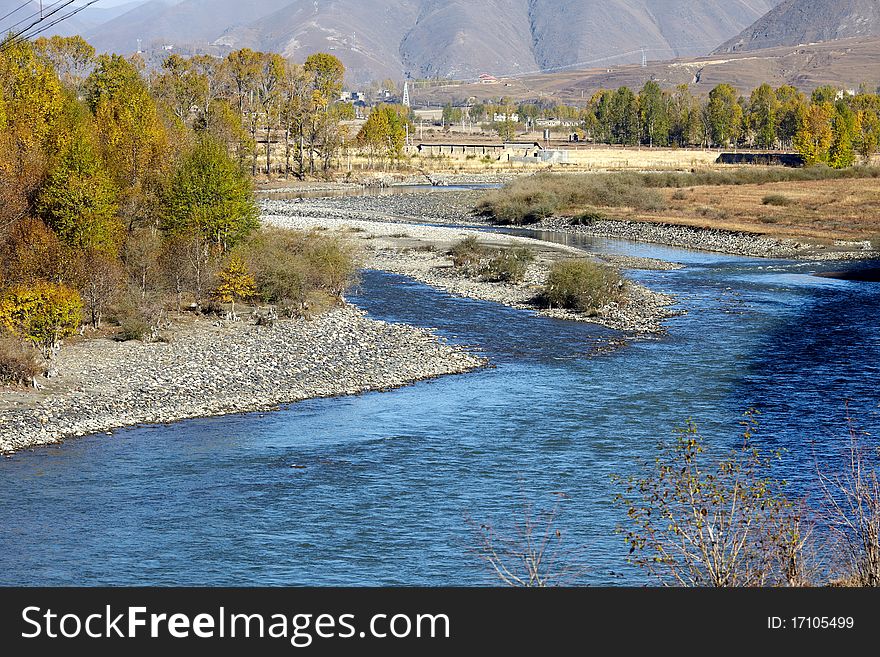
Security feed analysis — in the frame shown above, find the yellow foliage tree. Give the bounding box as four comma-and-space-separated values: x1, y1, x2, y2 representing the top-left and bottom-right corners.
0, 38, 64, 169
793, 102, 834, 165
0, 282, 82, 357
87, 54, 167, 190
214, 256, 255, 318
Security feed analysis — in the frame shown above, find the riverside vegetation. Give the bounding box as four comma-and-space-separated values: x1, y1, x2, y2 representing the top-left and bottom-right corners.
477, 413, 880, 588
0, 36, 367, 388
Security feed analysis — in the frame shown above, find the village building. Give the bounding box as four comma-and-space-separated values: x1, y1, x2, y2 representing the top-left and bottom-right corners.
417, 142, 543, 160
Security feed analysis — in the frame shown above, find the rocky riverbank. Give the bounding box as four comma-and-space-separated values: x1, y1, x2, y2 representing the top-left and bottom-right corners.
263, 211, 680, 334
260, 189, 487, 226
0, 306, 486, 454
533, 217, 877, 260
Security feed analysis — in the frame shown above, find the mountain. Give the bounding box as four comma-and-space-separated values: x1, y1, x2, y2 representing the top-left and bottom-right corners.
81, 0, 783, 83
0, 0, 90, 37
0, 0, 151, 39
84, 0, 291, 53
419, 36, 880, 106
715, 0, 880, 53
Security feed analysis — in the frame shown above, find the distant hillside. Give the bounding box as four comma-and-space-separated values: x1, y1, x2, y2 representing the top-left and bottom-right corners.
417, 36, 880, 106
715, 0, 880, 53
83, 0, 291, 53
0, 0, 91, 37
80, 0, 782, 83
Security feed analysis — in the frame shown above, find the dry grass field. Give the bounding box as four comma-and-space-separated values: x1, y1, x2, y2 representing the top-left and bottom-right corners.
605, 178, 880, 243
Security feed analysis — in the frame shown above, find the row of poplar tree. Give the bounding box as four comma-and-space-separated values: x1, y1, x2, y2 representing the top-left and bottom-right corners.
455, 81, 880, 167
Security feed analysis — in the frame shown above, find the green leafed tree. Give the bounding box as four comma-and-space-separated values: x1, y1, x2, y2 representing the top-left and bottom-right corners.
162, 137, 259, 251
829, 110, 856, 169
747, 83, 778, 149
638, 81, 669, 147
36, 132, 121, 254
707, 84, 743, 147
610, 87, 639, 146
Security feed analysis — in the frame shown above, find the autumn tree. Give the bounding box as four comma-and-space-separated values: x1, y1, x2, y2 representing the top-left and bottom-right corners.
0, 282, 82, 357
214, 255, 255, 318
152, 53, 208, 126
278, 61, 310, 177
302, 53, 346, 174
86, 54, 167, 191
0, 38, 64, 171
0, 218, 64, 285
256, 53, 286, 175
34, 35, 95, 94
160, 230, 216, 311
196, 98, 252, 166
793, 102, 834, 165
224, 49, 261, 117
614, 416, 810, 587
855, 109, 880, 163
357, 104, 411, 168
829, 109, 856, 169
76, 250, 124, 329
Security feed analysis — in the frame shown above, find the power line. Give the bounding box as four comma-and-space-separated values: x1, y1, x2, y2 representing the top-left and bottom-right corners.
0, 0, 101, 54
1, 0, 70, 34
19, 0, 103, 40
0, 1, 34, 26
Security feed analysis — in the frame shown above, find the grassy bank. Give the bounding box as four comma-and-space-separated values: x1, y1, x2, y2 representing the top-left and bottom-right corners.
476, 167, 880, 244
476, 167, 880, 225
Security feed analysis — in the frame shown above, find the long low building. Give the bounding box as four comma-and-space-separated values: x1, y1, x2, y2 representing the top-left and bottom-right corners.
417, 142, 543, 160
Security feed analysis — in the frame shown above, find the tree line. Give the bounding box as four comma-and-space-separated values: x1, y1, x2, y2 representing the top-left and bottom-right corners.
458, 82, 880, 166
0, 35, 357, 384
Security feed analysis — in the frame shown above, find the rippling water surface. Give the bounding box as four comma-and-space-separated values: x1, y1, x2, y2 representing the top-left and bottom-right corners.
1, 230, 879, 585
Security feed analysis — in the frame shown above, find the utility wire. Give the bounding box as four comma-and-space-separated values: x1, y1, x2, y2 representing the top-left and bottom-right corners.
0, 0, 101, 54
2, 0, 71, 34
0, 0, 34, 26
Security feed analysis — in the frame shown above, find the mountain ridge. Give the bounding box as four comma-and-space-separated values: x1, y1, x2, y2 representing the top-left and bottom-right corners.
715, 0, 880, 53
77, 0, 783, 82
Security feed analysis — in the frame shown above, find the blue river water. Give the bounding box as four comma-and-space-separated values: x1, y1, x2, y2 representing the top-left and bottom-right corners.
1, 231, 879, 586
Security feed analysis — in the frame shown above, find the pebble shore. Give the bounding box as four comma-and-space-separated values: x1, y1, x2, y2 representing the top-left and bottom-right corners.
263, 209, 680, 334
535, 217, 877, 260
0, 306, 486, 454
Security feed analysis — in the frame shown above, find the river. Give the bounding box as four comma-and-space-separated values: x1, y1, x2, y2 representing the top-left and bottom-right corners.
1, 230, 879, 586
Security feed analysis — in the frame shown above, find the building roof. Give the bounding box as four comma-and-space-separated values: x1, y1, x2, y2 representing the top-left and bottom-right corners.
417, 142, 542, 149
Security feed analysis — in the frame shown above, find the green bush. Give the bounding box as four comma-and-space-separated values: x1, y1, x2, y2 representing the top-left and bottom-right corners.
449, 236, 489, 275
484, 247, 535, 283
111, 299, 157, 341
239, 228, 358, 317
762, 194, 794, 207
450, 238, 535, 284
542, 260, 622, 313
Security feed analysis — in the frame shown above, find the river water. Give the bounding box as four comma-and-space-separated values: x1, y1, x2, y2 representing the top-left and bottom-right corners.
1, 231, 879, 586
